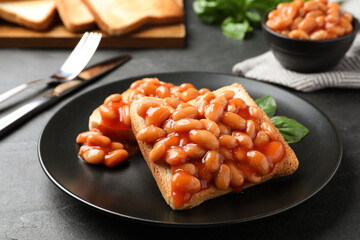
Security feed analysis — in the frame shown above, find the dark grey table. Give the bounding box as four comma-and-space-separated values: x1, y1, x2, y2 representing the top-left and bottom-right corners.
1, 1, 359, 239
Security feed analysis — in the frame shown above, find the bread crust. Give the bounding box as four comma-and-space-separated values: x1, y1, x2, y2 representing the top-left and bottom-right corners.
56, 0, 95, 32
131, 83, 299, 210
82, 0, 184, 35
0, 0, 56, 31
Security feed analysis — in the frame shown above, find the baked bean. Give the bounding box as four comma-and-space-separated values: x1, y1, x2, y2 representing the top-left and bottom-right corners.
248, 106, 263, 121
176, 102, 192, 110
217, 122, 230, 135
179, 136, 191, 146
111, 142, 124, 150
219, 146, 235, 161
199, 119, 221, 137
172, 106, 199, 121
201, 91, 216, 102
158, 135, 181, 148
199, 88, 210, 95
241, 165, 262, 184
202, 150, 221, 172
182, 88, 199, 102
197, 162, 213, 182
298, 16, 317, 33
205, 102, 224, 122
136, 126, 166, 143
122, 105, 131, 127
291, 16, 303, 30
261, 122, 279, 140
129, 89, 145, 101
137, 102, 160, 118
247, 150, 270, 175
76, 131, 101, 144
189, 129, 219, 150
289, 28, 311, 39
145, 106, 171, 126
263, 141, 285, 164
217, 90, 235, 100
340, 17, 353, 34
310, 29, 328, 40
149, 141, 166, 162
303, 1, 320, 12
253, 131, 270, 147
326, 22, 346, 36
82, 148, 105, 164
212, 96, 228, 108
156, 85, 170, 98
104, 149, 129, 167
233, 131, 254, 149
315, 16, 325, 28
214, 164, 231, 190
174, 163, 197, 176
234, 147, 247, 163
197, 99, 209, 117
87, 134, 111, 147
219, 134, 238, 148
174, 118, 203, 132
179, 83, 196, 92
227, 162, 244, 187
343, 12, 353, 23
162, 119, 176, 134
327, 10, 341, 23
141, 82, 158, 96
104, 93, 122, 105
306, 10, 323, 18
165, 147, 187, 165
245, 120, 257, 140
171, 171, 201, 194
99, 105, 116, 120
183, 143, 206, 159
221, 112, 246, 130
162, 97, 181, 108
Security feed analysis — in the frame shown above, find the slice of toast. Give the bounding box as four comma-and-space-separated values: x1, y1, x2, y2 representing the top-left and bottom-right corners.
0, 0, 56, 31
130, 83, 299, 210
82, 0, 184, 35
55, 0, 95, 32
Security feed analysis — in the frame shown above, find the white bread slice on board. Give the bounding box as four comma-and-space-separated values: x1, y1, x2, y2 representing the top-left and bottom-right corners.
82, 0, 184, 35
0, 0, 56, 31
55, 0, 95, 32
130, 83, 299, 210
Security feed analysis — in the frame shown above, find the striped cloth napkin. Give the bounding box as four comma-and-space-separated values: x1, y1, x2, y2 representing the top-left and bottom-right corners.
232, 0, 360, 92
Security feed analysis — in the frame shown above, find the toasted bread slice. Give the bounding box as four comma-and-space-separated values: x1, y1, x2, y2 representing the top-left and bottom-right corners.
0, 0, 56, 31
55, 0, 95, 32
130, 83, 299, 210
82, 0, 184, 35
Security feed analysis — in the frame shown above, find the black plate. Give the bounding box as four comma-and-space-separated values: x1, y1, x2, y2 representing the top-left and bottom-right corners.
38, 72, 342, 227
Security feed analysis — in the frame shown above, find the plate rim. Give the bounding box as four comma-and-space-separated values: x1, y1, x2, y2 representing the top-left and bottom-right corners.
37, 71, 343, 227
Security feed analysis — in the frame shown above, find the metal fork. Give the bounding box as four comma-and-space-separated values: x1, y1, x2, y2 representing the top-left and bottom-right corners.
0, 32, 102, 104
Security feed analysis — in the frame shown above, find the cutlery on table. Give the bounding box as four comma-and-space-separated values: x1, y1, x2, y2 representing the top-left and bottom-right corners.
0, 53, 131, 138
0, 31, 102, 104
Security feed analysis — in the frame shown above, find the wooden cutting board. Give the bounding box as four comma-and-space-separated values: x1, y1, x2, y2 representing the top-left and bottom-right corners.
0, 0, 185, 48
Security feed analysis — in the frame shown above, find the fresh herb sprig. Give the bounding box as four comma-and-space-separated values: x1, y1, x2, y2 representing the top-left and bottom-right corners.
255, 95, 309, 144
193, 0, 289, 40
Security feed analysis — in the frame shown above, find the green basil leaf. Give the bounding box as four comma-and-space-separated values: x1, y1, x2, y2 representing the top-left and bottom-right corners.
245, 10, 261, 26
221, 18, 253, 40
255, 95, 277, 117
270, 116, 309, 144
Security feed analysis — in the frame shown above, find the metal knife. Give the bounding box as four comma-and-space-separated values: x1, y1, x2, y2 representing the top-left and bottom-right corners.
0, 54, 131, 138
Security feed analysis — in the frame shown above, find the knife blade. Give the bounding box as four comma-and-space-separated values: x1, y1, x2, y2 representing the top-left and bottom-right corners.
0, 54, 131, 138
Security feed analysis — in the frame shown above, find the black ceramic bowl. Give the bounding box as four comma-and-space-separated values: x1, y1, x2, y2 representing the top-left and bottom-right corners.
262, 12, 359, 73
